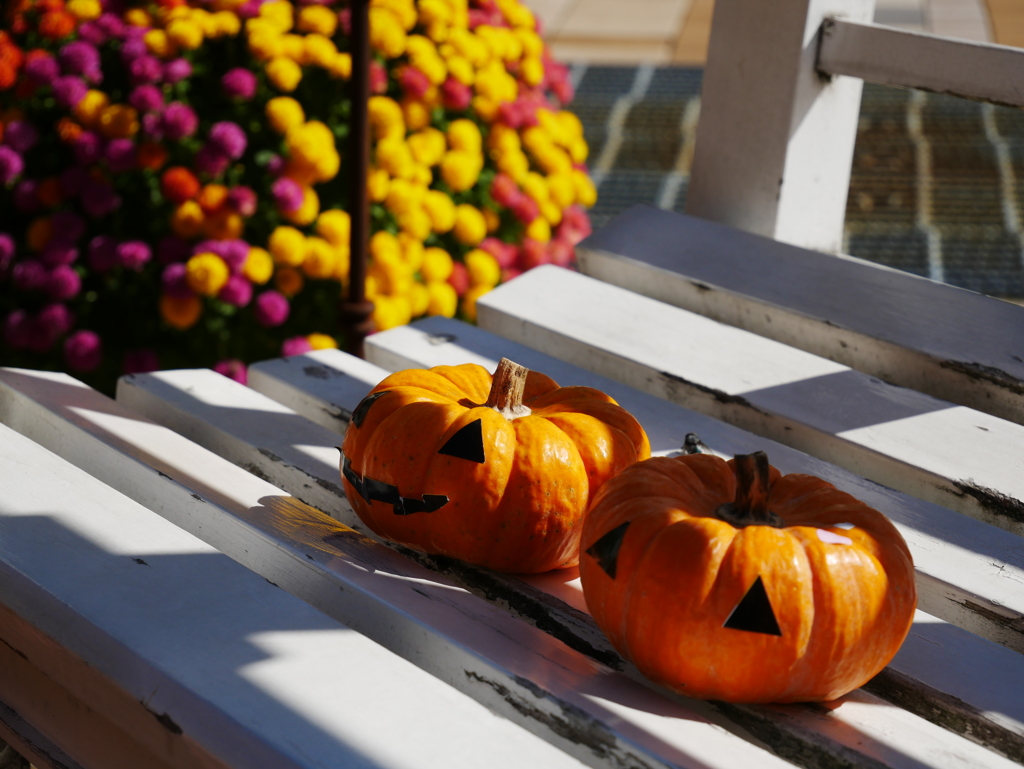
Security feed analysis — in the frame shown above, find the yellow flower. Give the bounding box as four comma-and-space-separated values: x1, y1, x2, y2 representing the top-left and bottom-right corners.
547, 172, 576, 208
445, 55, 474, 85
297, 4, 337, 35
203, 210, 245, 240
409, 282, 430, 317
74, 90, 109, 129
266, 96, 305, 134
329, 52, 353, 80
247, 29, 284, 60
266, 56, 302, 92
412, 163, 433, 186
369, 7, 407, 58
464, 249, 501, 287
525, 216, 551, 242
268, 225, 308, 266
471, 95, 500, 123
440, 151, 481, 193
454, 204, 487, 245
376, 138, 415, 179
67, 0, 101, 21
317, 209, 351, 248
160, 295, 202, 331
259, 0, 294, 32
398, 232, 424, 271
243, 247, 274, 284
167, 19, 204, 50
186, 253, 230, 297
401, 98, 431, 131
495, 149, 529, 183
124, 8, 152, 27
483, 207, 500, 233
370, 231, 402, 262
302, 237, 338, 279
420, 247, 453, 282
307, 333, 338, 350
397, 207, 433, 241
368, 96, 406, 141
281, 34, 308, 63
144, 29, 178, 58
422, 189, 455, 233
568, 137, 589, 164
98, 104, 139, 139
372, 295, 413, 331
170, 201, 205, 239
275, 266, 305, 296
460, 284, 491, 322
418, 0, 452, 27
334, 245, 351, 280
385, 178, 426, 215
26, 217, 52, 252
368, 167, 390, 201
446, 119, 482, 154
211, 11, 241, 37
426, 281, 457, 317
515, 27, 543, 58
448, 28, 489, 67
573, 169, 598, 208
285, 121, 339, 182
418, 126, 447, 164
521, 57, 544, 87
283, 186, 320, 226
521, 172, 550, 205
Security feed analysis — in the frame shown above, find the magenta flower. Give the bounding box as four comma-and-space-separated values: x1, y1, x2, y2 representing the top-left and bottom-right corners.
157, 236, 190, 264
222, 68, 257, 100
40, 245, 79, 267
213, 359, 248, 385
271, 177, 304, 213
59, 41, 102, 83
194, 145, 230, 177
74, 131, 103, 164
228, 186, 257, 216
161, 263, 192, 298
120, 38, 148, 63
123, 349, 161, 375
37, 303, 75, 339
237, 0, 264, 19
129, 84, 164, 113
265, 153, 286, 176
80, 178, 121, 218
60, 165, 90, 197
77, 21, 107, 46
4, 122, 38, 154
281, 336, 313, 357
254, 291, 290, 327
87, 235, 119, 271
25, 55, 59, 85
116, 240, 151, 271
0, 234, 14, 271
163, 102, 198, 141
46, 265, 82, 301
13, 180, 38, 212
370, 61, 388, 94
129, 55, 162, 85
50, 211, 86, 247
64, 330, 103, 372
53, 75, 88, 108
220, 240, 250, 272
399, 67, 431, 99
209, 122, 247, 160
142, 112, 164, 138
96, 12, 126, 39
3, 311, 30, 349
163, 58, 193, 85
105, 138, 137, 173
0, 147, 24, 186
218, 274, 253, 307
12, 260, 47, 292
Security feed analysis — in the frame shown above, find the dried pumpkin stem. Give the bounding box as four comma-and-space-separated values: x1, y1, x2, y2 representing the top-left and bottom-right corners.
486, 357, 531, 418
716, 451, 784, 528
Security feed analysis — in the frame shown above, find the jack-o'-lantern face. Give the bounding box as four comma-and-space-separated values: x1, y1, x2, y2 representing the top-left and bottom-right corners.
340, 359, 651, 574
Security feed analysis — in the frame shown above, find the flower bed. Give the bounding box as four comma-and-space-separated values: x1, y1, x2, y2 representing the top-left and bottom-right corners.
0, 0, 593, 391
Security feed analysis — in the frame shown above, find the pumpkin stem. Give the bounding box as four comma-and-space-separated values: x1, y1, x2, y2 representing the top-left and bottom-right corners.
486, 357, 531, 418
716, 451, 784, 528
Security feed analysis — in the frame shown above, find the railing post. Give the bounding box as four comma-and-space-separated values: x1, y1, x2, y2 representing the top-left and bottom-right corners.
685, 0, 876, 253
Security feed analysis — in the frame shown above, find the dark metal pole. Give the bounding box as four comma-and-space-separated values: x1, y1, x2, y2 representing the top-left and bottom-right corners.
340, 0, 374, 358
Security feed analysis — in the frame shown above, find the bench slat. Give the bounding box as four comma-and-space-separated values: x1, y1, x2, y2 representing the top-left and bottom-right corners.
478, 266, 1024, 538
576, 205, 1024, 427
0, 421, 584, 769
0, 368, 789, 769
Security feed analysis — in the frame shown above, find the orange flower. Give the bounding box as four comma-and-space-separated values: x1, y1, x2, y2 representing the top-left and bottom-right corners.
0, 62, 16, 91
137, 141, 168, 170
160, 295, 203, 330
161, 166, 200, 204
37, 177, 63, 208
39, 11, 76, 40
56, 117, 82, 143
197, 184, 229, 213
274, 266, 304, 297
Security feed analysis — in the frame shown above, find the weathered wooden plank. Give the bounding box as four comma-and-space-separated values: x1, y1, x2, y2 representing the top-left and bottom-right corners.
251, 342, 1024, 762
818, 19, 1024, 109
478, 266, 1024, 539
575, 205, 1024, 427
0, 422, 587, 769
364, 321, 1024, 766
0, 368, 792, 769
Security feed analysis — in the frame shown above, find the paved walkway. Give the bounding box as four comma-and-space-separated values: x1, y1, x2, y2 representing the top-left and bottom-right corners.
527, 0, 1017, 64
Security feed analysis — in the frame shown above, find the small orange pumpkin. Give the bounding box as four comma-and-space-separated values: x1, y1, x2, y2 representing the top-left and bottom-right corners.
340, 358, 651, 573
580, 449, 916, 703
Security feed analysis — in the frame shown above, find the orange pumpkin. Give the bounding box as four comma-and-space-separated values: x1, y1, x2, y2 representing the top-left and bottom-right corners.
340, 358, 651, 573
580, 450, 916, 703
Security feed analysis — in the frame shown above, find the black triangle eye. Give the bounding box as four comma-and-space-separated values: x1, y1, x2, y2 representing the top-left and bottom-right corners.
438, 419, 485, 463
724, 576, 781, 636
352, 391, 389, 428
585, 521, 631, 579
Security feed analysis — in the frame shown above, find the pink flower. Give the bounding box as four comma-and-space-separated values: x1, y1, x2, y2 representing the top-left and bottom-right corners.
161, 263, 192, 298
556, 205, 592, 245
40, 245, 79, 267
4, 122, 38, 154
77, 20, 107, 46
12, 260, 47, 292
489, 173, 521, 207
254, 290, 290, 327
80, 178, 121, 218
45, 265, 82, 301
162, 102, 198, 141
549, 239, 574, 268
64, 330, 103, 372
213, 359, 248, 384
59, 41, 102, 83
96, 13, 126, 39
87, 235, 119, 271
218, 274, 253, 307
448, 261, 470, 296
370, 61, 388, 94
25, 55, 59, 85
123, 349, 161, 374
281, 336, 313, 357
74, 131, 103, 164
228, 186, 257, 216
265, 153, 286, 176
0, 234, 14, 271
222, 68, 257, 100
399, 66, 431, 99
105, 138, 137, 172
220, 240, 250, 272
237, 0, 264, 19
53, 76, 88, 108
142, 112, 163, 138
50, 210, 86, 246
208, 121, 247, 160
0, 147, 24, 186
120, 38, 148, 63
480, 237, 518, 269
163, 58, 193, 85
510, 195, 539, 224
37, 303, 75, 339
519, 238, 550, 269
194, 144, 230, 177
116, 240, 151, 271
271, 177, 303, 213
441, 78, 472, 111
129, 84, 164, 113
